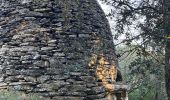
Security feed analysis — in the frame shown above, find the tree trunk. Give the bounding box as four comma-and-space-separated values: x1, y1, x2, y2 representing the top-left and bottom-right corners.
164, 0, 170, 99
165, 41, 170, 100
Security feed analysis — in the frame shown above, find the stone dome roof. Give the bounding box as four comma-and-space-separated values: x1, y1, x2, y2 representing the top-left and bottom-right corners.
0, 0, 120, 99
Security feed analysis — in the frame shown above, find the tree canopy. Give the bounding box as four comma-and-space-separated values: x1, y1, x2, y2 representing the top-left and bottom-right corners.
100, 0, 170, 99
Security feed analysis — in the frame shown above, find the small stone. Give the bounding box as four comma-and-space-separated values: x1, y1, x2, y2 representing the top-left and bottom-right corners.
9, 82, 35, 86
51, 75, 70, 80
80, 76, 96, 82
5, 76, 19, 82
24, 76, 37, 82
64, 85, 86, 92
20, 43, 30, 46
37, 81, 69, 90
41, 47, 54, 51
23, 38, 36, 42
6, 69, 19, 76
9, 85, 34, 91
79, 34, 90, 38
0, 83, 7, 87
33, 60, 50, 68
20, 55, 33, 60
70, 72, 82, 76
37, 75, 50, 83
21, 0, 32, 4
48, 40, 57, 43
66, 92, 87, 96
51, 22, 62, 27
20, 69, 44, 76
33, 53, 41, 60
34, 8, 51, 12
12, 35, 21, 39
53, 52, 65, 57
85, 93, 106, 99
48, 43, 57, 47
0, 77, 4, 82
22, 61, 32, 64
54, 27, 62, 31
34, 88, 51, 92
92, 87, 106, 94
69, 34, 77, 38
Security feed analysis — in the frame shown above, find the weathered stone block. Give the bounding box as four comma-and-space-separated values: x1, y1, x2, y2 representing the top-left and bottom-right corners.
33, 60, 50, 68
51, 75, 70, 80
64, 85, 87, 92
37, 75, 51, 83
80, 76, 96, 83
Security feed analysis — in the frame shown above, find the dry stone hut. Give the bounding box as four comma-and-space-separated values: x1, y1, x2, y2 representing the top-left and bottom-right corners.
0, 0, 128, 99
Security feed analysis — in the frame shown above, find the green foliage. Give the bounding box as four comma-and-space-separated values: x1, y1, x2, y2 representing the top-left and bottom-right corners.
127, 57, 165, 99
118, 45, 166, 99
100, 0, 168, 98
117, 45, 166, 100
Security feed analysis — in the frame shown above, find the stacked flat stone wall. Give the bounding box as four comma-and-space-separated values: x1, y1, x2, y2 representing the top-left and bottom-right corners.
0, 0, 119, 99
